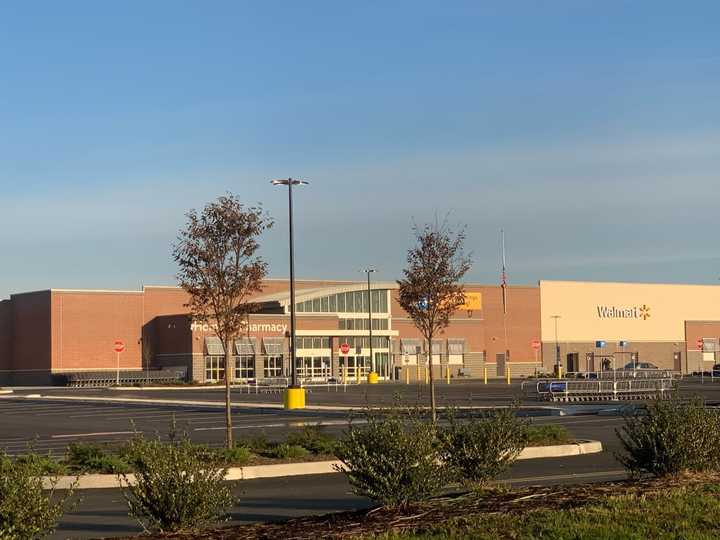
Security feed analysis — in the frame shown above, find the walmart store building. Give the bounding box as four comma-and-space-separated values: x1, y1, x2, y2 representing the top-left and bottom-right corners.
0, 278, 719, 385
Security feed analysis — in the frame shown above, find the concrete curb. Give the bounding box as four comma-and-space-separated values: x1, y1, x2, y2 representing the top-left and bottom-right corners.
517, 440, 603, 459
0, 389, 13, 395
44, 440, 603, 490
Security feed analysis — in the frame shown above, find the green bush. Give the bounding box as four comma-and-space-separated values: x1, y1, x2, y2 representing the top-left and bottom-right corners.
526, 424, 570, 446
121, 430, 236, 533
246, 434, 270, 454
268, 444, 309, 460
335, 407, 447, 509
214, 445, 252, 466
15, 453, 67, 475
286, 426, 338, 455
438, 408, 527, 486
67, 443, 131, 474
0, 450, 74, 539
617, 397, 720, 477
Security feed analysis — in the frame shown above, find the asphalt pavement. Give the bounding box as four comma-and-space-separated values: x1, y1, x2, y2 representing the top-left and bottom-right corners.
3, 377, 717, 539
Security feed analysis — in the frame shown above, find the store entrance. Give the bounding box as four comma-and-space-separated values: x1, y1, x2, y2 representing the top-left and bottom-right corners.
375, 352, 390, 379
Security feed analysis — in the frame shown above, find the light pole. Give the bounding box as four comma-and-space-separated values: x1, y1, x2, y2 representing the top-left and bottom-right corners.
551, 315, 561, 377
271, 178, 308, 410
362, 267, 378, 384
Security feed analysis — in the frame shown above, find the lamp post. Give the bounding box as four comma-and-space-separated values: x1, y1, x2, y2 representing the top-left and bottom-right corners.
362, 267, 378, 384
551, 315, 561, 377
271, 178, 308, 410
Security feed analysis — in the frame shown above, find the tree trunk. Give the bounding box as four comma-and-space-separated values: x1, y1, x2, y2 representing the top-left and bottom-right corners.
428, 336, 436, 423
225, 337, 234, 449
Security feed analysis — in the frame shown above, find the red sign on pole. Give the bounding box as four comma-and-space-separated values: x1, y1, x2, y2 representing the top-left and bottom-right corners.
340, 343, 350, 355
114, 340, 125, 353
531, 339, 541, 351
697, 338, 704, 351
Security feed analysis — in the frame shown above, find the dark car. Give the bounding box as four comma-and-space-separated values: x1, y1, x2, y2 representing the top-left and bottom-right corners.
623, 361, 659, 370
712, 364, 720, 377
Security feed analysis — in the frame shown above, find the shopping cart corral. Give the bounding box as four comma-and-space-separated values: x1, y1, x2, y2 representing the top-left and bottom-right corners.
524, 376, 677, 402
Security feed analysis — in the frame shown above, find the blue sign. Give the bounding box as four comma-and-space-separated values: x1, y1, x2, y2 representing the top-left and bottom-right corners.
418, 297, 429, 310
618, 340, 628, 347
595, 340, 606, 348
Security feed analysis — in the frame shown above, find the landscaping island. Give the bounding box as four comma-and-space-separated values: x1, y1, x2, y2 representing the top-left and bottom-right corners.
108, 473, 720, 539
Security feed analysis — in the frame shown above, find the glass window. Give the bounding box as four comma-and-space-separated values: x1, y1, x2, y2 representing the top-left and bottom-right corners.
337, 293, 345, 312
313, 298, 321, 312
379, 291, 388, 312
371, 290, 379, 313
329, 294, 336, 312
313, 337, 322, 349
321, 296, 329, 312
304, 300, 312, 312
264, 356, 283, 377
204, 356, 225, 382
234, 355, 255, 380
338, 319, 346, 330
354, 291, 364, 313
296, 302, 304, 313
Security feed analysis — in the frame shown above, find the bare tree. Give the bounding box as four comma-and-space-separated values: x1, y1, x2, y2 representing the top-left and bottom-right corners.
174, 194, 273, 448
397, 220, 471, 422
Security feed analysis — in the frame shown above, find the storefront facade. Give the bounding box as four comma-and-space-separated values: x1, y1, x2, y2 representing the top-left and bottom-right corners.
539, 280, 720, 373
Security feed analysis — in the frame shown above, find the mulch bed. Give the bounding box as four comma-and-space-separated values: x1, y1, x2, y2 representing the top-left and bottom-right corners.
111, 473, 720, 540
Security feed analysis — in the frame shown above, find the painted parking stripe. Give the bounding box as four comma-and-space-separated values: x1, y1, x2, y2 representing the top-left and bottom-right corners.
50, 431, 138, 439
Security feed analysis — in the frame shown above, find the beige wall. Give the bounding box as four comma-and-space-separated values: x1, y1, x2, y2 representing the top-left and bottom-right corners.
541, 280, 720, 343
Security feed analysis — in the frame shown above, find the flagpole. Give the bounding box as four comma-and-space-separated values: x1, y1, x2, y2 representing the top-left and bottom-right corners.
501, 229, 509, 376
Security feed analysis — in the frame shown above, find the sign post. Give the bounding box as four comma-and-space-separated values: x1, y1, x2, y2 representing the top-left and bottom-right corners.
697, 338, 704, 383
113, 340, 125, 385
531, 339, 541, 376
340, 343, 350, 384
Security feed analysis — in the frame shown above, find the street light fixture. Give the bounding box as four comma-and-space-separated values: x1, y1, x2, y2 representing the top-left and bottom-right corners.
271, 178, 308, 409
551, 315, 561, 377
362, 267, 378, 384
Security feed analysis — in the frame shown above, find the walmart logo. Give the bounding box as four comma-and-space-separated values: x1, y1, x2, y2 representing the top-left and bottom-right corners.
596, 304, 651, 320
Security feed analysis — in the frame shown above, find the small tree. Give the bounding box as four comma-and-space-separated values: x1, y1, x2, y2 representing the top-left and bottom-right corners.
397, 220, 471, 422
174, 194, 273, 448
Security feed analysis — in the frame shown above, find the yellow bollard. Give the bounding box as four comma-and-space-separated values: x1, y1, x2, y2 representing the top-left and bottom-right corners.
356, 367, 360, 384
558, 365, 563, 378
343, 366, 347, 385
446, 365, 450, 384
284, 387, 306, 410
506, 366, 511, 384
405, 367, 410, 385
424, 367, 429, 385
367, 371, 379, 384
483, 366, 488, 384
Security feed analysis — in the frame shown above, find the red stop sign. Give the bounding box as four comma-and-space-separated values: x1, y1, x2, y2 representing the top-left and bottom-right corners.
697, 338, 704, 351
114, 340, 125, 353
531, 339, 541, 350
340, 343, 350, 355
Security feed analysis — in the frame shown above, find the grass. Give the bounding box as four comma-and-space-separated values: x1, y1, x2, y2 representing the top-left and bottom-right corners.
525, 424, 571, 446
363, 483, 720, 539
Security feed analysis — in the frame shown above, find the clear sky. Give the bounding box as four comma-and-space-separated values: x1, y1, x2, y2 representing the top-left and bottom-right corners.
1, 1, 719, 298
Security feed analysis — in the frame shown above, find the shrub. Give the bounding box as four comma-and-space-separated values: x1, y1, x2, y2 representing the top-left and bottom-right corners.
334, 407, 447, 509
67, 443, 130, 474
15, 452, 67, 475
246, 434, 270, 454
121, 430, 236, 533
616, 397, 720, 477
286, 426, 338, 455
268, 444, 309, 460
526, 424, 570, 446
0, 450, 75, 539
438, 408, 528, 486
215, 445, 252, 466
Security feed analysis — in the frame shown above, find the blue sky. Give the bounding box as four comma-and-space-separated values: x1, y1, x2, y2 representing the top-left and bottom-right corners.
0, 1, 719, 297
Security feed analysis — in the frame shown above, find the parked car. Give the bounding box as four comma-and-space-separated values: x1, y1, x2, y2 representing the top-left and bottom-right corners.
623, 361, 659, 370
712, 364, 720, 377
